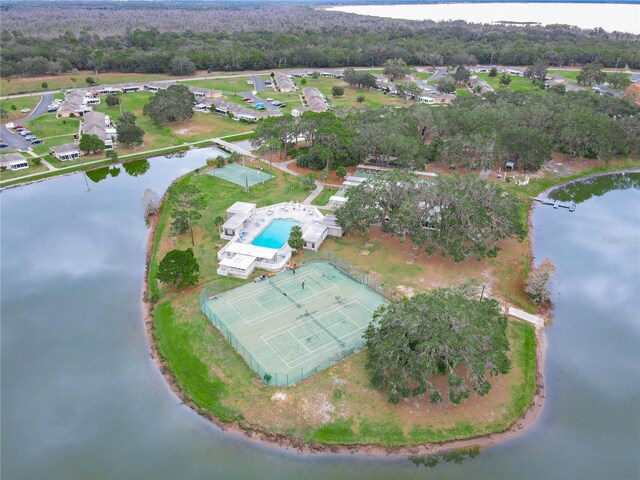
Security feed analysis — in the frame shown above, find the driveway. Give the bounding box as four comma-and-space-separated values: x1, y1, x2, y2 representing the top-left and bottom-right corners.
426, 68, 448, 83
252, 74, 268, 93
1, 93, 52, 150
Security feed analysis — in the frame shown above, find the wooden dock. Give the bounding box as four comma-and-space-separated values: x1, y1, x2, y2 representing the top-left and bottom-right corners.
534, 197, 576, 212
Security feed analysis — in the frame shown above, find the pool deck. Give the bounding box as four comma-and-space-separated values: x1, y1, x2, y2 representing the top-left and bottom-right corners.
217, 201, 342, 279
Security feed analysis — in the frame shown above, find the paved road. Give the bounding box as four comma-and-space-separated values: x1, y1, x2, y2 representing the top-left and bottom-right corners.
252, 74, 268, 93
426, 68, 448, 84
1, 93, 52, 150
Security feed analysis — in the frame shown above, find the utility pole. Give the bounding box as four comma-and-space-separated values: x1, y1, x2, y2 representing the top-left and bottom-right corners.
480, 284, 485, 301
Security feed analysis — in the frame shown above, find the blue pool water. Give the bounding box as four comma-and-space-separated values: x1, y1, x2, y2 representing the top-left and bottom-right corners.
251, 219, 300, 249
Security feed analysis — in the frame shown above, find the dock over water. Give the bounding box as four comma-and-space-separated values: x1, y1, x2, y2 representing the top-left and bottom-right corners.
534, 197, 576, 212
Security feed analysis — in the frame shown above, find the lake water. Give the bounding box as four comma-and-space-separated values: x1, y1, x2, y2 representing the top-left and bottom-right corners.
326, 3, 640, 34
2, 156, 639, 479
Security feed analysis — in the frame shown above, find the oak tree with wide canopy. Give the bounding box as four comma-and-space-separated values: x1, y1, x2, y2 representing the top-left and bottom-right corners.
365, 284, 511, 404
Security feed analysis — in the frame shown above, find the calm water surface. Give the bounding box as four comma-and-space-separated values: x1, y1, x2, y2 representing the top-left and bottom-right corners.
327, 3, 640, 34
2, 157, 639, 479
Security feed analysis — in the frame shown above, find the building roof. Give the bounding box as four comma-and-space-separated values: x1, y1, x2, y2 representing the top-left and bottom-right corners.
224, 242, 278, 260
51, 143, 80, 155
83, 110, 106, 127
0, 153, 25, 165
302, 87, 329, 112
302, 223, 326, 242
219, 254, 256, 270
228, 202, 256, 215
222, 214, 248, 230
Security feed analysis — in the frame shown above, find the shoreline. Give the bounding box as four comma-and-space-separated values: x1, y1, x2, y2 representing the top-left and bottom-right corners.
140, 182, 552, 457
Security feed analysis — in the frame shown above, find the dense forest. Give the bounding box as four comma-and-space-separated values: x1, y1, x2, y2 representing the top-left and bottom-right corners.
1, 2, 639, 78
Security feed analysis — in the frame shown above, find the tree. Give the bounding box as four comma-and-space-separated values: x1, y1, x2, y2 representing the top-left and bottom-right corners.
436, 75, 456, 93
170, 55, 196, 76
118, 111, 136, 125
70, 77, 77, 88
383, 58, 409, 81
143, 84, 195, 124
85, 76, 95, 86
577, 63, 606, 86
488, 67, 498, 77
356, 95, 365, 103
213, 216, 224, 235
607, 72, 631, 90
156, 248, 199, 289
425, 53, 443, 68
167, 181, 206, 246
335, 165, 348, 180
142, 188, 160, 219
320, 168, 329, 182
79, 133, 105, 154
453, 65, 470, 84
365, 284, 511, 404
526, 258, 556, 305
524, 59, 548, 86
343, 68, 377, 89
336, 172, 524, 262
105, 94, 120, 107
288, 225, 304, 251
117, 123, 145, 147
106, 150, 118, 163
498, 126, 552, 171
499, 74, 512, 86
331, 85, 344, 97
41, 81, 48, 90
11, 105, 17, 111
0, 107, 7, 119
549, 84, 566, 95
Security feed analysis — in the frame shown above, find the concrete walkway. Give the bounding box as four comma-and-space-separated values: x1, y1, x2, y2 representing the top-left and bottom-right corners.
505, 306, 545, 329
302, 182, 324, 205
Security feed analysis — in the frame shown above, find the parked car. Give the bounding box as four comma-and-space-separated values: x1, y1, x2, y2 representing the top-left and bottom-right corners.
30, 139, 43, 145
19, 130, 32, 137
242, 97, 251, 102
20, 108, 31, 113
14, 124, 24, 129
0, 142, 8, 148
266, 98, 274, 102
47, 105, 59, 112
25, 135, 37, 141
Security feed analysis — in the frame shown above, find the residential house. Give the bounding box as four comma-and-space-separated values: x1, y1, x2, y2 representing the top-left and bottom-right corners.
0, 153, 29, 171
51, 143, 81, 161
302, 87, 329, 112
189, 87, 222, 100
274, 73, 296, 93
81, 111, 117, 150
58, 90, 92, 118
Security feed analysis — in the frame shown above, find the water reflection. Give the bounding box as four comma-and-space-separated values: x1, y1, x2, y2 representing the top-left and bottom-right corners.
123, 159, 151, 177
409, 447, 480, 468
550, 171, 640, 204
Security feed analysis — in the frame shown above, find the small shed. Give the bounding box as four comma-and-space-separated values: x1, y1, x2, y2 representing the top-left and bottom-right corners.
505, 160, 516, 171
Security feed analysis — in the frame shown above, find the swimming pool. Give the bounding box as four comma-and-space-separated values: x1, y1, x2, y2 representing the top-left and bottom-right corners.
251, 219, 300, 249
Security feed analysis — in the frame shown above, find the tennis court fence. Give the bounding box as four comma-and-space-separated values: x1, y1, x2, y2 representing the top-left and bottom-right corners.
199, 255, 392, 387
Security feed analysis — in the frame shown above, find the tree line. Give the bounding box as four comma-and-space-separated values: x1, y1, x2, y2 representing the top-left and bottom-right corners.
2, 4, 640, 78
253, 89, 639, 173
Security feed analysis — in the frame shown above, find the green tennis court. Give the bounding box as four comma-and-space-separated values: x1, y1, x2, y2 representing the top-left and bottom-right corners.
200, 262, 388, 386
207, 163, 273, 187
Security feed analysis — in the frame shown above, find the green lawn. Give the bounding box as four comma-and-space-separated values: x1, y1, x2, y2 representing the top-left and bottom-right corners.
456, 88, 471, 96
0, 96, 41, 121
0, 155, 48, 180
311, 186, 339, 206
547, 70, 581, 82
25, 114, 80, 138
306, 77, 412, 109
94, 91, 252, 152
32, 135, 76, 156
181, 76, 253, 93
477, 73, 541, 92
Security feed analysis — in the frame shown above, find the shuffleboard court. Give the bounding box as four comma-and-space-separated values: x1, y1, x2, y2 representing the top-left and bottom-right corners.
200, 261, 388, 386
